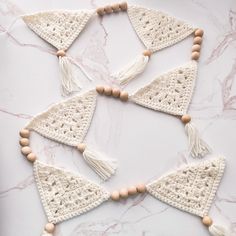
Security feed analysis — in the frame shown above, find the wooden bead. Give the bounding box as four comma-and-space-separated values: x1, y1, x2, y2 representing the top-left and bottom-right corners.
119, 188, 129, 198
27, 153, 37, 162
128, 186, 137, 195
77, 143, 86, 153
104, 86, 112, 96
112, 3, 120, 12
192, 44, 201, 52
193, 36, 202, 45
21, 146, 32, 156
202, 216, 213, 226
96, 7, 105, 16
119, 2, 128, 11
112, 88, 120, 98
96, 85, 104, 94
56, 50, 66, 57
104, 5, 113, 14
191, 51, 200, 60
195, 29, 204, 37
19, 138, 29, 147
45, 223, 55, 233
19, 129, 30, 138
111, 191, 120, 201
181, 114, 191, 124
120, 91, 129, 101
136, 184, 146, 193
143, 50, 152, 57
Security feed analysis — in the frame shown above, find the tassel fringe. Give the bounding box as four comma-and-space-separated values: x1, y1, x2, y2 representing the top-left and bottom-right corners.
58, 56, 81, 96
112, 54, 149, 86
82, 146, 117, 181
209, 224, 228, 236
185, 122, 211, 158
41, 230, 53, 236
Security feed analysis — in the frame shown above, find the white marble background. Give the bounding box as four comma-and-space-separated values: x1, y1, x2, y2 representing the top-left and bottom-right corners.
0, 0, 236, 235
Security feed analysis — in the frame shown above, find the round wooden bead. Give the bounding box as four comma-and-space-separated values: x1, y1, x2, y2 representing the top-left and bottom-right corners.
112, 3, 120, 12
104, 5, 113, 14
19, 138, 29, 147
21, 146, 32, 156
202, 216, 213, 226
96, 85, 104, 94
96, 7, 105, 16
27, 153, 37, 162
191, 51, 200, 60
181, 114, 191, 124
119, 2, 128, 11
77, 143, 86, 153
45, 223, 55, 233
112, 88, 120, 98
111, 191, 120, 201
119, 188, 129, 198
193, 36, 202, 45
104, 86, 112, 96
56, 50, 66, 57
192, 44, 201, 52
143, 50, 152, 57
136, 184, 146, 193
128, 186, 137, 195
19, 129, 30, 138
195, 29, 204, 37
120, 91, 129, 101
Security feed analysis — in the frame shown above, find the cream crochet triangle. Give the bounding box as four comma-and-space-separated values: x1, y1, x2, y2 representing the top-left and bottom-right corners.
147, 157, 226, 217
22, 10, 95, 50
128, 5, 195, 52
34, 160, 110, 224
131, 61, 197, 116
26, 90, 97, 146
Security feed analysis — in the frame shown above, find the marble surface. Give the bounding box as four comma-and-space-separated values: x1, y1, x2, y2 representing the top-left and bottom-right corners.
0, 0, 236, 235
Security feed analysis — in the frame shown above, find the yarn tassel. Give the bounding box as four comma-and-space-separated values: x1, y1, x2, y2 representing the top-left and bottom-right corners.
112, 53, 150, 86
208, 224, 228, 236
77, 144, 117, 181
41, 230, 53, 236
58, 55, 81, 96
185, 121, 211, 158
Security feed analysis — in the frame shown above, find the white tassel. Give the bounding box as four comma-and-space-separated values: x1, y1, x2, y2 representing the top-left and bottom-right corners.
41, 230, 53, 236
77, 144, 117, 181
112, 54, 150, 86
209, 224, 228, 236
185, 122, 211, 158
58, 56, 81, 96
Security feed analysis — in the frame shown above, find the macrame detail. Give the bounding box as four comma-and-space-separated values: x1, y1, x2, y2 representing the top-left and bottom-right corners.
34, 160, 110, 224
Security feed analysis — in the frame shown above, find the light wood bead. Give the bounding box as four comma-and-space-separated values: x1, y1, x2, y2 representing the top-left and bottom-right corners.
112, 88, 120, 98
45, 223, 55, 233
27, 153, 37, 162
56, 50, 66, 57
77, 143, 86, 153
19, 129, 30, 138
192, 44, 201, 52
120, 91, 129, 101
191, 51, 200, 60
104, 86, 112, 96
195, 29, 204, 37
104, 5, 113, 14
193, 36, 202, 45
143, 50, 152, 57
19, 138, 29, 147
96, 7, 105, 16
111, 191, 120, 201
21, 146, 32, 156
119, 188, 129, 198
181, 114, 191, 124
128, 186, 137, 195
136, 184, 146, 193
202, 216, 213, 226
119, 2, 128, 11
96, 85, 104, 94
112, 3, 120, 12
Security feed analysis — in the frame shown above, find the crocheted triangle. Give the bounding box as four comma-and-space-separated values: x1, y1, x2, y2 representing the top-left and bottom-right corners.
128, 5, 195, 52
22, 10, 94, 50
34, 160, 110, 224
131, 61, 197, 116
146, 157, 225, 217
26, 90, 97, 146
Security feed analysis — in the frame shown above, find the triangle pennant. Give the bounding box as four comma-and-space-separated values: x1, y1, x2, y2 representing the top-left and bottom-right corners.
22, 10, 95, 50
146, 157, 226, 217
34, 160, 110, 224
26, 90, 97, 146
128, 5, 195, 52
131, 61, 197, 116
